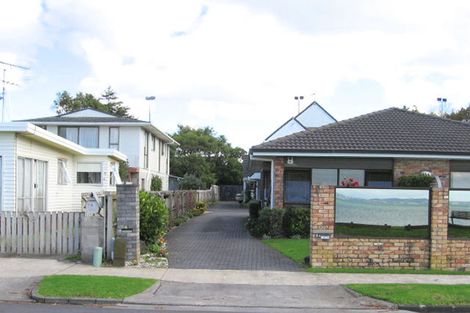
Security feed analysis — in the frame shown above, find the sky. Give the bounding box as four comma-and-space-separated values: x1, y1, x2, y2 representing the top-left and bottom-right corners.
2, 0, 470, 150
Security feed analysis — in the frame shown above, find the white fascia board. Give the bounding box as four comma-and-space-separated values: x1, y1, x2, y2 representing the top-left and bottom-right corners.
143, 124, 179, 145
31, 121, 149, 126
0, 122, 128, 161
83, 149, 127, 161
251, 151, 470, 160
0, 122, 88, 155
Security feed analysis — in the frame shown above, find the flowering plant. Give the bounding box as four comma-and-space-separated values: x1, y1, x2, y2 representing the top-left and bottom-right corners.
341, 177, 360, 187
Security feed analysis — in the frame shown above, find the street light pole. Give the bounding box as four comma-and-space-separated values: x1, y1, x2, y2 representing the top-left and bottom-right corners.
294, 95, 304, 114
145, 96, 156, 122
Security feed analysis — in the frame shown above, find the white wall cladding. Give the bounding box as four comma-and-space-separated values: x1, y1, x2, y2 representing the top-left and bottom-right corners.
0, 133, 16, 211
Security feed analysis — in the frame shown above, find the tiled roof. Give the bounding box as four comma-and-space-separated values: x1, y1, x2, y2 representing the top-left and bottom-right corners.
251, 108, 470, 155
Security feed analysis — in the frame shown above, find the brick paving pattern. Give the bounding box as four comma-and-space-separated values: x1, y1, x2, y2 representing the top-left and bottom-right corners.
166, 202, 302, 271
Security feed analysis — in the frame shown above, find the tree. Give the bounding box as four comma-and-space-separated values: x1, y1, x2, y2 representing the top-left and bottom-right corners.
53, 87, 132, 118
170, 125, 245, 188
444, 105, 470, 121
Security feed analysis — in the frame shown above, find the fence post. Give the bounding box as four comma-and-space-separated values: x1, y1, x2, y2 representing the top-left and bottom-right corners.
430, 187, 449, 269
116, 184, 140, 263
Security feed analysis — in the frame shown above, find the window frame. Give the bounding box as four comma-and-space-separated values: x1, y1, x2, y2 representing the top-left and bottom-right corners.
57, 159, 71, 185
58, 126, 99, 148
109, 127, 120, 150
284, 169, 312, 207
76, 162, 102, 185
144, 131, 149, 169
450, 171, 470, 190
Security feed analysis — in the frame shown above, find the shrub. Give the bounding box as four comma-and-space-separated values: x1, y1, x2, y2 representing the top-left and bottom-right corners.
195, 201, 207, 211
248, 200, 261, 219
269, 208, 284, 238
248, 208, 284, 238
150, 176, 162, 191
282, 207, 310, 238
119, 160, 130, 182
139, 192, 169, 244
179, 174, 204, 190
398, 174, 435, 187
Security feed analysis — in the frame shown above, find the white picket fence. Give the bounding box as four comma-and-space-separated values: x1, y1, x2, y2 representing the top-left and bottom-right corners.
0, 211, 83, 255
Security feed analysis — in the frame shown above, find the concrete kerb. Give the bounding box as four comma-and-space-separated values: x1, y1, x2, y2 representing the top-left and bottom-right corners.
29, 281, 161, 306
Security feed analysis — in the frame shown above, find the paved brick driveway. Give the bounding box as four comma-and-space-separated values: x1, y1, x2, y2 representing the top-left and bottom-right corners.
166, 202, 302, 271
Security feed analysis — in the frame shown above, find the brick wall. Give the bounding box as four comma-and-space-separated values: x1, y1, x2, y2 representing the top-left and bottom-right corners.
311, 185, 470, 270
394, 159, 450, 187
447, 240, 470, 270
273, 157, 285, 208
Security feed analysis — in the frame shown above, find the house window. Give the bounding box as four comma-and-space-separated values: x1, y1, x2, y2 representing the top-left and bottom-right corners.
57, 159, 71, 185
312, 169, 337, 186
152, 135, 156, 151
144, 131, 149, 168
284, 170, 311, 206
161, 142, 165, 156
109, 127, 119, 150
17, 158, 47, 212
77, 163, 102, 184
58, 126, 99, 148
58, 127, 79, 144
366, 170, 393, 187
339, 169, 365, 186
451, 172, 470, 189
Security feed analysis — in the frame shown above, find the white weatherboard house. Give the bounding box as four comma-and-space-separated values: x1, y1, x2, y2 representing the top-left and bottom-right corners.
0, 123, 127, 212
20, 109, 178, 191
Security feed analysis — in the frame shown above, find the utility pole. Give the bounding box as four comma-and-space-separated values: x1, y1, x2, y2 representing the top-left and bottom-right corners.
145, 96, 156, 122
0, 60, 30, 123
294, 95, 304, 114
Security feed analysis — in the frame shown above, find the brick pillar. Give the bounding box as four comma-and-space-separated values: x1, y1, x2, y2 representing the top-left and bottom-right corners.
116, 184, 140, 262
273, 157, 285, 208
430, 187, 449, 269
310, 185, 335, 268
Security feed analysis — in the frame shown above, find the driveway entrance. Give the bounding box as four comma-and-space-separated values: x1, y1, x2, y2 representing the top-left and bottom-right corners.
166, 202, 302, 271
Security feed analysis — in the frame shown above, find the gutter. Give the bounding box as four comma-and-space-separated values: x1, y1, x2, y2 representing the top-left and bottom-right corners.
251, 151, 470, 160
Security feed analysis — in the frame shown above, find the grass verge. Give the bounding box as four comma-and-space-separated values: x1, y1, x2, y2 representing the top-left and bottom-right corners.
262, 238, 309, 264
347, 284, 470, 306
38, 275, 156, 299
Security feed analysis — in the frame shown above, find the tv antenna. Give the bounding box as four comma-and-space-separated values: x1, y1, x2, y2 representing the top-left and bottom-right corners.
0, 60, 30, 122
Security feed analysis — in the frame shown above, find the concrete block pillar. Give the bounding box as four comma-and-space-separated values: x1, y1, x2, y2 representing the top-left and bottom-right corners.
80, 215, 104, 264
273, 157, 285, 208
430, 187, 449, 269
116, 184, 140, 262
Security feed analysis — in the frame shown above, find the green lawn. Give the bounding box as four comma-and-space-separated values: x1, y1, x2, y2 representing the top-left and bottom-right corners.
449, 225, 470, 239
347, 284, 470, 306
263, 238, 470, 275
335, 225, 429, 239
262, 239, 309, 263
38, 275, 156, 299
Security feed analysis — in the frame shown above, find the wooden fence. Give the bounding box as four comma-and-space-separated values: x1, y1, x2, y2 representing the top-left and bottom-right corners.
0, 211, 83, 255
152, 185, 219, 223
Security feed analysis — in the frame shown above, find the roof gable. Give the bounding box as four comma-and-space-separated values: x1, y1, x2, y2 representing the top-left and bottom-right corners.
60, 108, 117, 118
252, 108, 470, 156
265, 101, 336, 141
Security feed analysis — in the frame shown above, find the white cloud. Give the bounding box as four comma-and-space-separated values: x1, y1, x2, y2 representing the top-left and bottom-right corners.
3, 0, 470, 149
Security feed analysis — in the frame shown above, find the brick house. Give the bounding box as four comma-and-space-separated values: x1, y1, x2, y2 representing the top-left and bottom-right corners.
250, 108, 470, 208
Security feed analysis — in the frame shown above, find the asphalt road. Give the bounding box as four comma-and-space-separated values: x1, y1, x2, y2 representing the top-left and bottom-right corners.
0, 303, 412, 313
